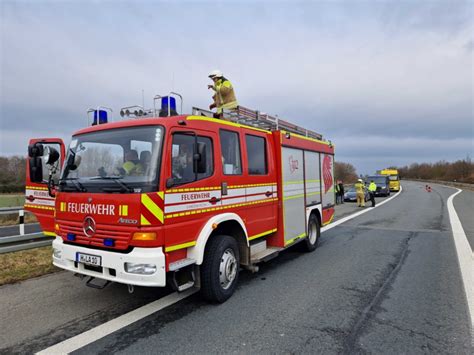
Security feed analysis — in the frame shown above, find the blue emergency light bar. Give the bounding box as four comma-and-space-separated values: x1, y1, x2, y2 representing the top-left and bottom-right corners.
161, 96, 176, 111
93, 110, 108, 125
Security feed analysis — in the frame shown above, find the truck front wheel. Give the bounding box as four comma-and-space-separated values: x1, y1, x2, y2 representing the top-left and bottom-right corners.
201, 235, 240, 303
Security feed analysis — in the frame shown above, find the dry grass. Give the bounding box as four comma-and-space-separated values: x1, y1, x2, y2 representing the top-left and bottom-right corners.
0, 213, 37, 226
0, 246, 61, 285
0, 194, 24, 208
0, 193, 37, 226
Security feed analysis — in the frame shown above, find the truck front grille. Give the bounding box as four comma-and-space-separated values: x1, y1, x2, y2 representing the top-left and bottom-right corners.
58, 221, 131, 250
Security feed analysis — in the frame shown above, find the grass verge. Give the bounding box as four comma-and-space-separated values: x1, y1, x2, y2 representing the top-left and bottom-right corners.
0, 193, 37, 226
0, 213, 37, 226
0, 194, 24, 208
0, 246, 60, 286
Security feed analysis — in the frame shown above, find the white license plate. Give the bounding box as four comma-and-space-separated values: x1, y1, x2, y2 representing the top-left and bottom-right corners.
76, 252, 102, 266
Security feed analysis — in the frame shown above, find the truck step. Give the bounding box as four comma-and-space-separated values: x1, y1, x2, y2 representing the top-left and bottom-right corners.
169, 258, 196, 272
85, 276, 111, 289
177, 281, 195, 292
250, 247, 283, 263
250, 240, 267, 257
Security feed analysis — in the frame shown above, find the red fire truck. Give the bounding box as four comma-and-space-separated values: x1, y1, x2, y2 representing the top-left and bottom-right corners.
25, 95, 335, 302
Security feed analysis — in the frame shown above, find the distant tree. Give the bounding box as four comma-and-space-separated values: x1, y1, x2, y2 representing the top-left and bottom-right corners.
0, 155, 27, 192
335, 161, 358, 183
396, 156, 473, 184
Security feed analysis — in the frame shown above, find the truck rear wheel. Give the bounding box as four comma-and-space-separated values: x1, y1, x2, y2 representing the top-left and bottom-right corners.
301, 214, 320, 252
200, 235, 240, 303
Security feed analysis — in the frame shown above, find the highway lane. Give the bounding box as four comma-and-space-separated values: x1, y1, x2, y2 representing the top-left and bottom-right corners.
0, 222, 41, 238
0, 181, 471, 354
0, 195, 389, 353
453, 188, 474, 251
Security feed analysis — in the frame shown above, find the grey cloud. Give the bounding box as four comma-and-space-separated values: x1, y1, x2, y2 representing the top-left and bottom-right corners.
334, 135, 473, 174
465, 39, 474, 52
1, 1, 472, 175
377, 1, 472, 36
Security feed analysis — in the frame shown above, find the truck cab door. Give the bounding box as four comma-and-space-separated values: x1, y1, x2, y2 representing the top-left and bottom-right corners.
25, 138, 65, 236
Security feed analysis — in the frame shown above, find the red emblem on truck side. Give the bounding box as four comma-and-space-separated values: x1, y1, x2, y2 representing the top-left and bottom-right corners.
322, 155, 333, 193
289, 156, 299, 173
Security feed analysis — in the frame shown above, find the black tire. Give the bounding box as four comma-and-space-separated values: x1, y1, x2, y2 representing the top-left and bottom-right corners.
200, 235, 240, 303
301, 213, 321, 252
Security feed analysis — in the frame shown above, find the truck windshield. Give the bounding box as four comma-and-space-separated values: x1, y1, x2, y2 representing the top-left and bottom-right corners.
367, 176, 388, 185
60, 126, 163, 193
388, 175, 399, 181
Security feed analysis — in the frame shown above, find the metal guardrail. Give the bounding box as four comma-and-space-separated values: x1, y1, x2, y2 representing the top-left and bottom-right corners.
0, 232, 53, 254
405, 179, 474, 192
0, 207, 51, 253
0, 206, 29, 235
0, 206, 24, 215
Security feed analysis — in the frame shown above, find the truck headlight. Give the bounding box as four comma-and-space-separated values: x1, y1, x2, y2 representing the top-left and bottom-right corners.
53, 248, 61, 259
124, 263, 157, 275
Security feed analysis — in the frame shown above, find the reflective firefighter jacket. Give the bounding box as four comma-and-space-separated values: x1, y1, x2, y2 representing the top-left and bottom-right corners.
213, 78, 238, 113
368, 182, 377, 192
354, 182, 365, 194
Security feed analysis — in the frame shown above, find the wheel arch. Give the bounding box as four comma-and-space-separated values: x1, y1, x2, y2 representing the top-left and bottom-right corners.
305, 205, 322, 229
187, 213, 249, 265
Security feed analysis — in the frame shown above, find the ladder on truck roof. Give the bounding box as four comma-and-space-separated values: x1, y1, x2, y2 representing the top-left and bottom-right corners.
192, 106, 323, 141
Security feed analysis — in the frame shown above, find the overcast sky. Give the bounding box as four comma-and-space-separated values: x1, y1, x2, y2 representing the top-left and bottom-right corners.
1, 0, 472, 175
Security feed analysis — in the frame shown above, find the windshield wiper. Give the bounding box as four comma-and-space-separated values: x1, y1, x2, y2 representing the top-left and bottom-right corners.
90, 176, 134, 193
59, 178, 87, 192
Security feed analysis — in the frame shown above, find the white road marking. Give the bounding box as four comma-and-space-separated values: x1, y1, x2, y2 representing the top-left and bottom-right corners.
322, 186, 403, 233
36, 187, 404, 354
36, 288, 198, 355
446, 188, 474, 342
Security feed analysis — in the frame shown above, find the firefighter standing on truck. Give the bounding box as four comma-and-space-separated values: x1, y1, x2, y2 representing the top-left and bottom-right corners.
355, 178, 366, 207
368, 180, 377, 207
208, 70, 238, 119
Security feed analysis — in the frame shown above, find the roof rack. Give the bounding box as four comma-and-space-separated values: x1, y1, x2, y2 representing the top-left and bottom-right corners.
192, 105, 323, 140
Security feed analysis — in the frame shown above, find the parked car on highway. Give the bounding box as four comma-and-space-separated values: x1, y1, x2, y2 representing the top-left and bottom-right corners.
344, 187, 369, 202
365, 175, 391, 197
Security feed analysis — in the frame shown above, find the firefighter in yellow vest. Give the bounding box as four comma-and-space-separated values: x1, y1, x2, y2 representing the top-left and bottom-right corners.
354, 178, 366, 207
122, 150, 144, 176
368, 180, 377, 207
208, 70, 238, 119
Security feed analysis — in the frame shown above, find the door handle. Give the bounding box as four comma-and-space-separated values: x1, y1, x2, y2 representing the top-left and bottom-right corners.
209, 197, 221, 204
265, 191, 273, 197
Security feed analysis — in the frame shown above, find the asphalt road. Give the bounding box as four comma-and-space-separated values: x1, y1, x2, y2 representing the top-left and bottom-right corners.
453, 187, 474, 251
0, 222, 41, 238
0, 181, 472, 354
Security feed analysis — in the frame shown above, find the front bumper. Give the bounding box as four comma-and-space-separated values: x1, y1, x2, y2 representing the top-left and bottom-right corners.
52, 237, 166, 287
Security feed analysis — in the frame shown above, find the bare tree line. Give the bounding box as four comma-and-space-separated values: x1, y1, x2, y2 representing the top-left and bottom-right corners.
0, 156, 26, 193
397, 157, 473, 184
1, 155, 471, 193
335, 161, 358, 183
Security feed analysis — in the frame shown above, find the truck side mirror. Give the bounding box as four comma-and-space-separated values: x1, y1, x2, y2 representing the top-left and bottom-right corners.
29, 157, 43, 183
194, 142, 207, 174
28, 142, 44, 158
